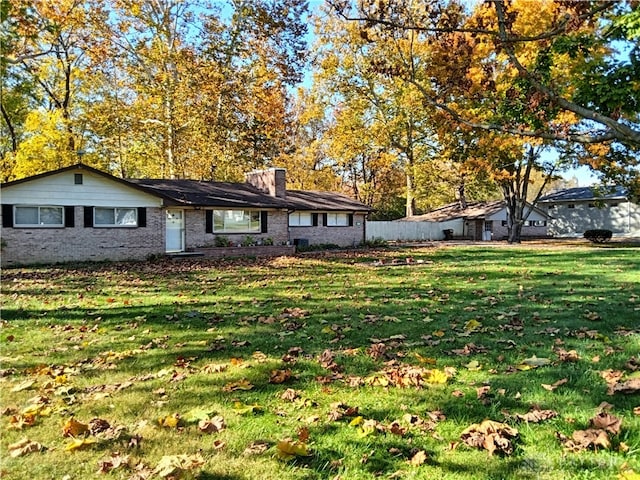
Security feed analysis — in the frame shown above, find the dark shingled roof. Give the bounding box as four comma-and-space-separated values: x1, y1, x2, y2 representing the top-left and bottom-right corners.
539, 186, 627, 203
286, 190, 373, 212
2, 163, 372, 212
399, 200, 506, 222
129, 179, 290, 208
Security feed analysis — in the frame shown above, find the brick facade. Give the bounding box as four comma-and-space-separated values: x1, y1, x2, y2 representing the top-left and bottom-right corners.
186, 209, 290, 248
1, 207, 165, 266
1, 165, 371, 266
290, 213, 367, 247
245, 168, 286, 198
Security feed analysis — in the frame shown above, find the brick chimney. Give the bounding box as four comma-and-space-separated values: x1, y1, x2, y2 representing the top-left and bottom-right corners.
245, 168, 286, 199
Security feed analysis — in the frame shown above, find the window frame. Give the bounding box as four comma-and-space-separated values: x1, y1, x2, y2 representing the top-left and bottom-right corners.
525, 220, 547, 227
212, 209, 262, 233
13, 205, 64, 228
93, 207, 138, 228
289, 211, 313, 227
326, 212, 350, 227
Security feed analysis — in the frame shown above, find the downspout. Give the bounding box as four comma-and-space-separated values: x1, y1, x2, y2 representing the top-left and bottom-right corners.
287, 209, 294, 246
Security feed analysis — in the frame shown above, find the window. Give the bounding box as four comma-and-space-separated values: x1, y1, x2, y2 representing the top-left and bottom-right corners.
326, 213, 351, 227
94, 207, 137, 227
74, 174, 83, 184
14, 206, 64, 227
289, 212, 312, 226
526, 220, 547, 227
567, 204, 575, 209
501, 220, 508, 227
213, 209, 261, 233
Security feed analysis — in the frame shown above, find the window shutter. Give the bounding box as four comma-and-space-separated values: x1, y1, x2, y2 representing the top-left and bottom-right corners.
2, 204, 13, 227
261, 211, 268, 233
64, 207, 75, 227
137, 207, 146, 227
322, 213, 327, 226
312, 213, 318, 226
205, 210, 213, 233
84, 207, 93, 227
348, 214, 354, 226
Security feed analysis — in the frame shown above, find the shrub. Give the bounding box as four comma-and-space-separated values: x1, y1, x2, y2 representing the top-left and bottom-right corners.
214, 236, 230, 247
584, 229, 613, 243
296, 243, 341, 252
241, 235, 256, 247
360, 237, 388, 248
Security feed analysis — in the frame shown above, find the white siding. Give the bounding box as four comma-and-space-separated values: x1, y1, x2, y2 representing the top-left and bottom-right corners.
486, 208, 547, 222
546, 201, 640, 237
2, 169, 162, 207
367, 220, 462, 241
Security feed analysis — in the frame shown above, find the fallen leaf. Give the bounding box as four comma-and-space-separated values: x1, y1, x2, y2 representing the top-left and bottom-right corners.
572, 429, 611, 450
201, 363, 227, 374
233, 402, 263, 415
511, 406, 558, 423
276, 440, 311, 460
464, 319, 482, 332
298, 426, 310, 443
269, 369, 292, 384
618, 468, 640, 480
63, 418, 89, 437
8, 413, 37, 430
611, 378, 640, 395
460, 420, 518, 455
590, 412, 622, 435
198, 416, 226, 434
97, 453, 131, 474
65, 437, 97, 452
158, 414, 181, 428
11, 379, 35, 392
409, 450, 428, 466
8, 438, 45, 457
243, 441, 270, 455
542, 378, 568, 391
223, 379, 254, 392
213, 439, 226, 450
153, 453, 205, 478
555, 349, 580, 362
280, 388, 300, 402
518, 356, 551, 370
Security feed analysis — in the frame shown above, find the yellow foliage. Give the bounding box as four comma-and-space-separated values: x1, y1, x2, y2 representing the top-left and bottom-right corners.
276, 440, 310, 460
62, 418, 89, 437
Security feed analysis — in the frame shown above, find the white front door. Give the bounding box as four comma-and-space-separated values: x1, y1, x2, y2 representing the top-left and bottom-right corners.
166, 209, 185, 252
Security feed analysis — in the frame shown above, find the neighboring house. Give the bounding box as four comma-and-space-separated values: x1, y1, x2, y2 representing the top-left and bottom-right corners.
538, 186, 640, 237
398, 200, 549, 241
1, 164, 371, 266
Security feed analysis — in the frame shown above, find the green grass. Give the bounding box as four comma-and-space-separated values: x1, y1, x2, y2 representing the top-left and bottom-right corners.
1, 244, 639, 480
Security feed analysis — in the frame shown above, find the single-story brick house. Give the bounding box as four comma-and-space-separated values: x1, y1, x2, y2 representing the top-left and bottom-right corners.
1, 164, 372, 266
538, 186, 640, 237
399, 200, 549, 240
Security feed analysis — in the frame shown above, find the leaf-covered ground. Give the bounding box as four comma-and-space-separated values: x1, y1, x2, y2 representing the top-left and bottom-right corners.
1, 245, 639, 480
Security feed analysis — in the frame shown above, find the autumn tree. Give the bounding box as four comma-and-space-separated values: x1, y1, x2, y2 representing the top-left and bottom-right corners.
1, 0, 109, 180
312, 12, 448, 216
326, 0, 639, 239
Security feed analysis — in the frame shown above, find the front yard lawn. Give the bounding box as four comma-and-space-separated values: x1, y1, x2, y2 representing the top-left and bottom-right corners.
1, 245, 639, 479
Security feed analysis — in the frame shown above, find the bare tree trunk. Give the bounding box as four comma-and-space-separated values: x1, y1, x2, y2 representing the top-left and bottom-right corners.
458, 174, 468, 209
406, 172, 415, 217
